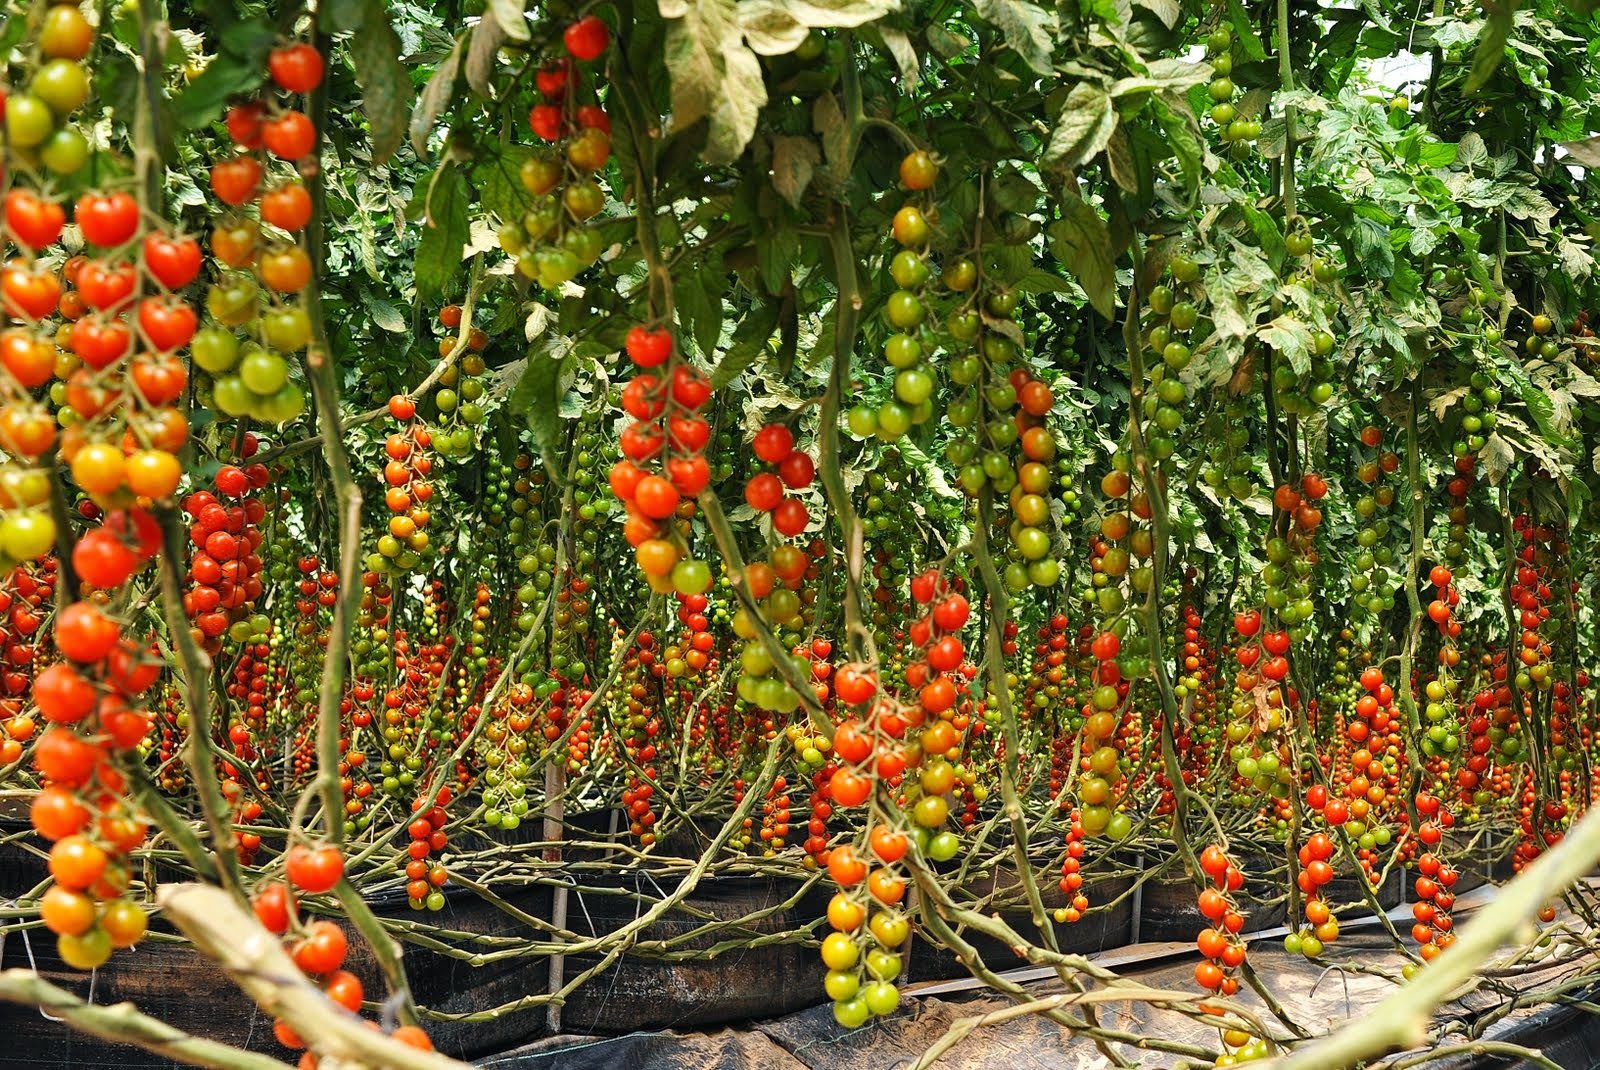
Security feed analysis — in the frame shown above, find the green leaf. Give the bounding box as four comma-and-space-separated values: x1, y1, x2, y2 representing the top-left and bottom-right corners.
415, 166, 472, 302
1133, 0, 1180, 28
713, 302, 781, 388
411, 35, 464, 153
343, 0, 413, 163
1226, 0, 1267, 61
813, 93, 849, 186
1152, 96, 1203, 194
660, 0, 767, 164
870, 25, 920, 86
770, 135, 820, 208
1110, 58, 1211, 98
1043, 83, 1115, 171
470, 142, 537, 222
511, 348, 574, 468
1046, 196, 1115, 320
1259, 315, 1312, 377
172, 16, 275, 129
1241, 204, 1285, 272
758, 227, 799, 295
1559, 136, 1600, 169
465, 17, 505, 96
489, 0, 531, 41
991, 168, 1041, 213
1012, 268, 1079, 295
658, 0, 895, 165
1465, 1, 1517, 93
364, 295, 408, 333
971, 0, 1056, 75
924, 24, 971, 58
675, 264, 722, 358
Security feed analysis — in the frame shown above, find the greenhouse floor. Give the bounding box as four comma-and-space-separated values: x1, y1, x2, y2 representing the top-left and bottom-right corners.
481, 884, 1600, 1070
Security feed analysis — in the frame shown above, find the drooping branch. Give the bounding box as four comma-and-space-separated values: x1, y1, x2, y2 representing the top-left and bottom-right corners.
158, 883, 470, 1070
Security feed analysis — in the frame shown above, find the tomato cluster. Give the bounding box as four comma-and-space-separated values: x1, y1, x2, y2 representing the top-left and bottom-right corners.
5, 1, 94, 177
853, 151, 943, 442
1199, 27, 1262, 158
402, 787, 454, 911
371, 394, 437, 573
505, 18, 613, 288
203, 39, 321, 425
31, 599, 158, 969
611, 324, 717, 593
742, 423, 816, 536
250, 865, 437, 1063
0, 560, 55, 764
1192, 844, 1250, 994
429, 304, 491, 458
181, 463, 272, 654
820, 837, 907, 1029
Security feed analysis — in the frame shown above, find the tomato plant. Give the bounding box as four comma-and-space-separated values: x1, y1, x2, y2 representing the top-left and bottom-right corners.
3, 0, 1600, 1066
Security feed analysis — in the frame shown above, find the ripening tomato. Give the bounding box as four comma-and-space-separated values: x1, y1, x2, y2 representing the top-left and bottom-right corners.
576, 105, 611, 134
625, 326, 672, 366
55, 600, 121, 662
143, 232, 203, 290
391, 1027, 434, 1052
753, 424, 795, 464
124, 448, 182, 498
70, 442, 125, 495
829, 770, 871, 808
138, 296, 198, 351
130, 353, 188, 407
634, 539, 678, 577
633, 476, 680, 520
258, 245, 312, 292
671, 366, 712, 409
4, 190, 65, 249
211, 156, 263, 206
744, 472, 783, 512
262, 111, 316, 160
826, 844, 867, 885
0, 330, 55, 386
41, 885, 96, 936
286, 844, 345, 893
536, 61, 569, 99
31, 785, 91, 840
528, 104, 564, 141
226, 101, 266, 148
772, 497, 808, 537
567, 127, 611, 171
49, 834, 108, 891
75, 192, 139, 248
100, 899, 147, 948
900, 150, 937, 190
293, 921, 349, 975
833, 671, 876, 710
667, 454, 710, 497
70, 528, 137, 588
563, 16, 610, 61
261, 182, 313, 233
3, 262, 62, 320
269, 43, 325, 93
867, 868, 906, 905
39, 5, 93, 61
77, 259, 138, 311
211, 218, 261, 267
34, 662, 96, 723
253, 882, 295, 934
323, 969, 364, 1012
